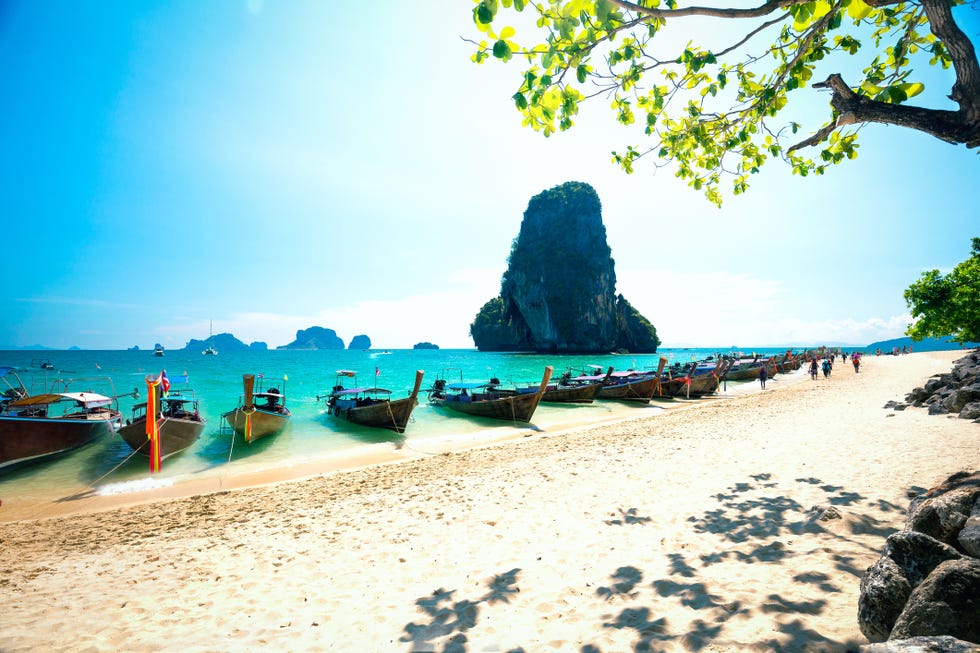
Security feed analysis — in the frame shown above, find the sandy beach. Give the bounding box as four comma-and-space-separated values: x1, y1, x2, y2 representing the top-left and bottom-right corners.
1, 350, 976, 652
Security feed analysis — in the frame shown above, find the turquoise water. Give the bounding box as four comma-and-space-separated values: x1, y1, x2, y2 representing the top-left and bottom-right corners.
0, 347, 792, 510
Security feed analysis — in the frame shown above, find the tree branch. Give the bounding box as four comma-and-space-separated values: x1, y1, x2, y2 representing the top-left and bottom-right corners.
789, 73, 977, 152
610, 0, 799, 20
921, 0, 980, 124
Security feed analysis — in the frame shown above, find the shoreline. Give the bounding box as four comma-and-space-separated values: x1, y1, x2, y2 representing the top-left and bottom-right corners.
2, 350, 976, 652
0, 369, 769, 524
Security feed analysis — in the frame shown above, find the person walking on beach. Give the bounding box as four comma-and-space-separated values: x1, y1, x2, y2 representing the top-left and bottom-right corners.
809, 358, 819, 380
851, 352, 861, 373
758, 364, 768, 389
821, 358, 832, 378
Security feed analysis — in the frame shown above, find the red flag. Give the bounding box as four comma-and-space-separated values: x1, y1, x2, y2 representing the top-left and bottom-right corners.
375, 366, 381, 378
160, 369, 170, 396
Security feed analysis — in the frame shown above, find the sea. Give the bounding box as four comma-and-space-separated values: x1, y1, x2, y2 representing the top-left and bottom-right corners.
0, 346, 799, 515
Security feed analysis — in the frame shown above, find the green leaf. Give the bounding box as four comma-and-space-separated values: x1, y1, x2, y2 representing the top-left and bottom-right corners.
846, 0, 872, 21
493, 39, 512, 59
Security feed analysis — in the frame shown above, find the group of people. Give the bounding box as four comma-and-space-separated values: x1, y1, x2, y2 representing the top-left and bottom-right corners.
755, 350, 864, 388
803, 351, 862, 381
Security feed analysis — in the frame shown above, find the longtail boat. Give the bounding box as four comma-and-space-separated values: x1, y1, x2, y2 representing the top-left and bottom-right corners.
0, 368, 124, 473
540, 366, 612, 403
428, 366, 553, 423
597, 357, 667, 403
319, 369, 424, 433
118, 374, 205, 459
687, 358, 733, 396
222, 373, 290, 443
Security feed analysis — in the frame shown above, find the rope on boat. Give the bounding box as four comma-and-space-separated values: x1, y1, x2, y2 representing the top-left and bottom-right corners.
89, 413, 173, 487
226, 417, 238, 464
89, 447, 142, 487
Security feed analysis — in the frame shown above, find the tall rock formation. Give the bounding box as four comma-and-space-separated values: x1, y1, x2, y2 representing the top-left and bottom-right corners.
470, 181, 660, 353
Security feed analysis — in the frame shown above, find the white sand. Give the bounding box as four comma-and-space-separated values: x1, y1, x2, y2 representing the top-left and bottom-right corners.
1, 350, 976, 652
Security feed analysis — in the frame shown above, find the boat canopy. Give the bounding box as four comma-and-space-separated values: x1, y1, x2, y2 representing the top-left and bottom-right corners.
335, 370, 357, 377
0, 366, 16, 377
332, 387, 392, 397
9, 392, 112, 408
447, 381, 491, 391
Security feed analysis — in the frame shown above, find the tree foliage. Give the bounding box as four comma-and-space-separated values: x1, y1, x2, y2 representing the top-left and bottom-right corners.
469, 0, 980, 205
904, 237, 980, 344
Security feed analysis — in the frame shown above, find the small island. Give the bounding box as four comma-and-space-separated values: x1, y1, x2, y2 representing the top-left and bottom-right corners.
413, 342, 439, 350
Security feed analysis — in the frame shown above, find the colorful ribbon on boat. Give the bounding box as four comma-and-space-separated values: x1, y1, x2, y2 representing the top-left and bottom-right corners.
145, 374, 162, 473
243, 407, 254, 443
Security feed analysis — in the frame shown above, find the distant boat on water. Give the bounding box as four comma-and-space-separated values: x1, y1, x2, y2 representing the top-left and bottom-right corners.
202, 320, 218, 356
154, 345, 165, 357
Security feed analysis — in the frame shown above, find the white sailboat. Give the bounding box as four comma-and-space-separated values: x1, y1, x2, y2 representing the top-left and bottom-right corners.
202, 321, 218, 356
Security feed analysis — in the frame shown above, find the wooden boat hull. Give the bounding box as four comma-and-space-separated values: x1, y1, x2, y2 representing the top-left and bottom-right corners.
330, 396, 418, 433
431, 366, 553, 423
597, 376, 659, 403
723, 365, 761, 381
223, 408, 290, 443
541, 382, 601, 404
328, 370, 424, 433
687, 373, 720, 396
431, 391, 543, 422
118, 417, 206, 459
659, 377, 690, 398
0, 414, 116, 473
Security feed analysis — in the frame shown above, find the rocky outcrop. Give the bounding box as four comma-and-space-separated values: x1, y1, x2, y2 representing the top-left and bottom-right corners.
895, 350, 980, 420
348, 335, 371, 350
470, 182, 660, 353
184, 333, 248, 352
249, 341, 268, 351
858, 471, 980, 646
277, 327, 345, 350
413, 342, 439, 350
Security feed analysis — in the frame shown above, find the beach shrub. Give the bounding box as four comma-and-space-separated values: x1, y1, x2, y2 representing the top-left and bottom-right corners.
905, 238, 980, 346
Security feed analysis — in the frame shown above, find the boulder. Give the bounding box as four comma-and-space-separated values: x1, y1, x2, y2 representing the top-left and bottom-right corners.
960, 402, 980, 421
859, 471, 980, 647
860, 636, 980, 652
958, 501, 980, 558
906, 471, 980, 547
889, 558, 980, 643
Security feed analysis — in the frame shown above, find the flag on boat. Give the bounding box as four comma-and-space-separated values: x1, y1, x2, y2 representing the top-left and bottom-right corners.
375, 366, 381, 378
145, 374, 162, 473
161, 369, 170, 397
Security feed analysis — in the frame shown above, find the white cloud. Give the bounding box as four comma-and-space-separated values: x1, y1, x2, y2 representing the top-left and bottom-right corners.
154, 268, 504, 349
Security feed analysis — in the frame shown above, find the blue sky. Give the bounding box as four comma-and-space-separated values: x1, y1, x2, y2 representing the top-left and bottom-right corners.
1, 1, 977, 350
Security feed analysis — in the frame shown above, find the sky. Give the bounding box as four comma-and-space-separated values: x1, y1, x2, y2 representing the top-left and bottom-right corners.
1, 1, 977, 350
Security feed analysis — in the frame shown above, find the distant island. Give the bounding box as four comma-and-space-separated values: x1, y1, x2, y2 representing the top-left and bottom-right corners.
278, 326, 345, 350
413, 342, 439, 350
865, 335, 979, 352
183, 333, 263, 352
348, 334, 371, 350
